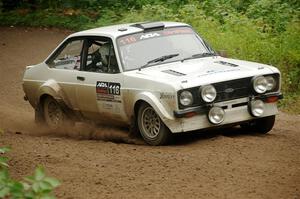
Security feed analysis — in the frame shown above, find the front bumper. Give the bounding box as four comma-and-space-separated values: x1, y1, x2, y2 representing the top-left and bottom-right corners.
166, 93, 282, 133
174, 93, 283, 118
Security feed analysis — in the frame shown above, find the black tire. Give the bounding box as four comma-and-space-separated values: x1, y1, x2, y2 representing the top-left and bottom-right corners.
35, 105, 45, 125
137, 103, 172, 145
129, 115, 140, 138
240, 115, 276, 134
43, 97, 72, 130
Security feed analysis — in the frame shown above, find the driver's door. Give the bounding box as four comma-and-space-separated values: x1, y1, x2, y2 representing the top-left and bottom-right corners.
46, 38, 84, 110
75, 36, 126, 124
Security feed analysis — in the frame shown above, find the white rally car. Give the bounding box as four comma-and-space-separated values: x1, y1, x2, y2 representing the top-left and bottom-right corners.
23, 21, 283, 145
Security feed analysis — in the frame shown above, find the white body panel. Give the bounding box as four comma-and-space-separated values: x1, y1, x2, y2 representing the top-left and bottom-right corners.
23, 21, 282, 134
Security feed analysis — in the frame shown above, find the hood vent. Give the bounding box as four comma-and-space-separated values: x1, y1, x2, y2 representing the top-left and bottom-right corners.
215, 61, 238, 67
162, 69, 186, 76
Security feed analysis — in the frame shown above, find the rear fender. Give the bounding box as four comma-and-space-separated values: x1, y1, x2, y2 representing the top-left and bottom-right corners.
37, 79, 70, 107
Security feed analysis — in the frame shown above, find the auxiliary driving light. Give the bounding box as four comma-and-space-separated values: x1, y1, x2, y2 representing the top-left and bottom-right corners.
208, 106, 225, 124
249, 99, 265, 117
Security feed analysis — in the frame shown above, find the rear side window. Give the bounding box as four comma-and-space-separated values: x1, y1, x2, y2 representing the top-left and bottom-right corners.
48, 40, 83, 70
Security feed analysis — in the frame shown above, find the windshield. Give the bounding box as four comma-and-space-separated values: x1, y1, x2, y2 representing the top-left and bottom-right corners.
117, 27, 214, 71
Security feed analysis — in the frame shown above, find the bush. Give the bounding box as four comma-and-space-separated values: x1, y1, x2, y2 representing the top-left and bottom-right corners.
119, 3, 300, 94
0, 146, 60, 199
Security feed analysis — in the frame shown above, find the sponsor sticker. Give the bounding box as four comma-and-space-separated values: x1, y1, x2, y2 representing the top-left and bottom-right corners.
160, 92, 175, 100
102, 103, 113, 110
96, 81, 121, 103
118, 27, 194, 46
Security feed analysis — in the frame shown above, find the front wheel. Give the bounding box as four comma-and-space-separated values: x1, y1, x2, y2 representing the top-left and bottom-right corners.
137, 103, 172, 145
240, 115, 276, 134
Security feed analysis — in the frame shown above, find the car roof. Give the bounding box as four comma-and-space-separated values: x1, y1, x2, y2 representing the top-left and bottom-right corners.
69, 21, 190, 39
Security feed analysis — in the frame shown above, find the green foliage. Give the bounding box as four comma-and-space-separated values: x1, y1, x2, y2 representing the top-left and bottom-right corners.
0, 147, 60, 199
0, 146, 10, 168
279, 93, 300, 114
119, 2, 300, 95
0, 0, 299, 112
0, 10, 91, 30
246, 0, 297, 33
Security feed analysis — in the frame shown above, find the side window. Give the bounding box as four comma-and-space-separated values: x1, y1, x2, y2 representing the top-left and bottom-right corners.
49, 40, 83, 70
84, 39, 119, 73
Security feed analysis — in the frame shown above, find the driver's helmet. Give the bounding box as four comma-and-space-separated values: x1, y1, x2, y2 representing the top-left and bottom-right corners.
99, 42, 112, 66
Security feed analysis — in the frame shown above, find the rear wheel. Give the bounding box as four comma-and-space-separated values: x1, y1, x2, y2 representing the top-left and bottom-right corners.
137, 103, 172, 145
43, 97, 71, 130
34, 106, 45, 125
240, 115, 275, 134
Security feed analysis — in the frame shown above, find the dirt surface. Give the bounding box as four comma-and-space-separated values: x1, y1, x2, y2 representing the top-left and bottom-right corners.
0, 26, 300, 199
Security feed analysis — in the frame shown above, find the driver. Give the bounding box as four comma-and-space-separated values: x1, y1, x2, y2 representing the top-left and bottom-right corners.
98, 42, 110, 68
86, 42, 110, 72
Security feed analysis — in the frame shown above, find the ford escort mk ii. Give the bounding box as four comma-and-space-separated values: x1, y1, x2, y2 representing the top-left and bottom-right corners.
23, 22, 283, 145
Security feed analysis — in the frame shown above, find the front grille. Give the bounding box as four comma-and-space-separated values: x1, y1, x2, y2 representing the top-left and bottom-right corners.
177, 73, 279, 109
214, 77, 252, 102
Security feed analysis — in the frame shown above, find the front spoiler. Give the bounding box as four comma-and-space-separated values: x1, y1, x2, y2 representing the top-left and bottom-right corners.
164, 93, 282, 133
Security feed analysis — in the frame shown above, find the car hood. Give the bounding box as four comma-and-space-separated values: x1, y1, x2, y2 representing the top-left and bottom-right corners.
128, 56, 278, 89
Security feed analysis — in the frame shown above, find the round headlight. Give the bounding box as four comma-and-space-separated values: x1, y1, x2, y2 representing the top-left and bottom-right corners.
253, 76, 268, 94
249, 100, 264, 117
266, 76, 276, 91
208, 106, 225, 124
180, 91, 193, 106
201, 85, 217, 103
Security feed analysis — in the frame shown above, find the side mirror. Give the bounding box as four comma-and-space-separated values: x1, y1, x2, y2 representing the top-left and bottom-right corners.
217, 50, 228, 58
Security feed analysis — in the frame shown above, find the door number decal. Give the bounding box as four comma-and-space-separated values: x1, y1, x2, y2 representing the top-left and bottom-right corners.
96, 81, 121, 102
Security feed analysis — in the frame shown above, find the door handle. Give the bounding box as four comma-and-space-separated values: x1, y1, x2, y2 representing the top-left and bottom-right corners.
77, 76, 85, 81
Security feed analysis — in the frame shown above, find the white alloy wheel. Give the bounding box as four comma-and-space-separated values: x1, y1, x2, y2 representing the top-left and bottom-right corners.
137, 103, 171, 145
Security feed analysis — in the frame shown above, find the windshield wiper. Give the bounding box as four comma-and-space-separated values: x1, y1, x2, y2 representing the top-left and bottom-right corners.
139, 53, 179, 70
181, 52, 216, 62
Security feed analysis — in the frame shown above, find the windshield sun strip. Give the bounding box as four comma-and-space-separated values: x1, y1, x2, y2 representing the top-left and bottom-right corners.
115, 25, 205, 72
